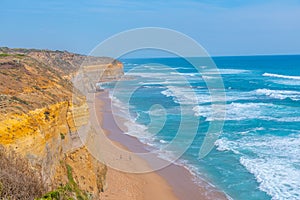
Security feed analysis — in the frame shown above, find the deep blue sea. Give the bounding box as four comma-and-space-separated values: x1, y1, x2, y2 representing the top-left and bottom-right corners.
101, 55, 300, 200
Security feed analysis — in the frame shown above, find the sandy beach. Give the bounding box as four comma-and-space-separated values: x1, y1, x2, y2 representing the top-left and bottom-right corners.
95, 91, 227, 200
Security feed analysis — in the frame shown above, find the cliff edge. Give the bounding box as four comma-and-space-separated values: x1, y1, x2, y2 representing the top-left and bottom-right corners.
0, 48, 123, 199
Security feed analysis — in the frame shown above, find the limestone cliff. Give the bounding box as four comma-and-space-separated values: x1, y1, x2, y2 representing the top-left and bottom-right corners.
0, 48, 123, 199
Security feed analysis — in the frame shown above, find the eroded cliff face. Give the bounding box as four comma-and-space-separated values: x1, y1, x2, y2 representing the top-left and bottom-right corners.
0, 48, 123, 199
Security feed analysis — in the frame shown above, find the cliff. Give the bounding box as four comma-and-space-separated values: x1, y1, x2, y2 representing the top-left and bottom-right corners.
0, 48, 123, 199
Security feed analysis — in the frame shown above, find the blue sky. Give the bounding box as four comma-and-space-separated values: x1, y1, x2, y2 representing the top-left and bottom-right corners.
1, 0, 300, 56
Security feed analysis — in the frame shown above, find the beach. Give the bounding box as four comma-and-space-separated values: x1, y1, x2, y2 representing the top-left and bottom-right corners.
96, 91, 227, 200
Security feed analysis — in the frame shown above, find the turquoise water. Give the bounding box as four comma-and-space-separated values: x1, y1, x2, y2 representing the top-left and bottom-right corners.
103, 55, 300, 200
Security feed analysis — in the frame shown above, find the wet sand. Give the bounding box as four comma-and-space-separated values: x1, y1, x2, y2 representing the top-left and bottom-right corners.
96, 91, 227, 200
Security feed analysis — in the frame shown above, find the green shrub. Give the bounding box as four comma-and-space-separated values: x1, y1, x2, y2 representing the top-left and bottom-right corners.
11, 96, 29, 105
36, 164, 90, 200
16, 54, 26, 57
40, 190, 60, 199
60, 133, 65, 140
0, 181, 3, 196
0, 53, 10, 57
33, 85, 42, 91
44, 111, 50, 120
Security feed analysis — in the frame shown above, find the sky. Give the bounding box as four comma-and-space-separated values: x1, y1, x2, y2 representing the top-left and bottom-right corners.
1, 0, 300, 56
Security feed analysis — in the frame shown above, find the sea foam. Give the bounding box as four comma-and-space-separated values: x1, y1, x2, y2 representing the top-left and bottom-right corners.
255, 89, 300, 101
215, 135, 300, 200
263, 73, 300, 80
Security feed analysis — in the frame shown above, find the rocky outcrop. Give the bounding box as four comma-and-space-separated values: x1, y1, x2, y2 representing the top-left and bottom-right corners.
0, 48, 123, 199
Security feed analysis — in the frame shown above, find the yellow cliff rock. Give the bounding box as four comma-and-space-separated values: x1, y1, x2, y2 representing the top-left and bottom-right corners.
0, 48, 124, 199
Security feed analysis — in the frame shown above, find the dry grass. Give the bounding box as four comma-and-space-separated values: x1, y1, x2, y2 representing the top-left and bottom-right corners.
0, 146, 44, 200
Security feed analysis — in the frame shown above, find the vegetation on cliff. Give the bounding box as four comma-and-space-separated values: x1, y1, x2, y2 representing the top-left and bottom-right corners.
0, 146, 44, 199
37, 164, 91, 200
0, 145, 93, 200
0, 47, 123, 199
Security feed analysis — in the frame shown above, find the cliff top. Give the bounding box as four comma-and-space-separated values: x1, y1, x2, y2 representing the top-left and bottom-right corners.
0, 47, 119, 75
0, 47, 122, 119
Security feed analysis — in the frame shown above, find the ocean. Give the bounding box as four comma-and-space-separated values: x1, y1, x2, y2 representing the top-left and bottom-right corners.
100, 55, 300, 200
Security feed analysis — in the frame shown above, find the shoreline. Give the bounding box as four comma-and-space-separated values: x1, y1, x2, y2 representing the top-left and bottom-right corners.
96, 91, 227, 200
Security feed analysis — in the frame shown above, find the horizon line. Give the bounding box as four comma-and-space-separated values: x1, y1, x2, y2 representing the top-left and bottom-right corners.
1, 46, 299, 59
121, 53, 300, 60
